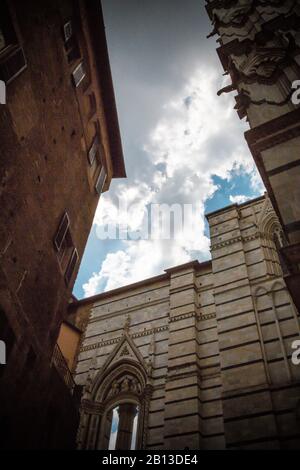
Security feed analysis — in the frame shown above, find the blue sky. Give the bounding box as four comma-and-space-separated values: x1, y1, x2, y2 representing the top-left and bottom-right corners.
73, 0, 264, 299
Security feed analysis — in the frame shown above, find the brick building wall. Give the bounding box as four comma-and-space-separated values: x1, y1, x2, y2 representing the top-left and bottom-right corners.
0, 0, 125, 449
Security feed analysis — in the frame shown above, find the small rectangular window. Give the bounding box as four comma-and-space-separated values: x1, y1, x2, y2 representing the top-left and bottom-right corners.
54, 213, 79, 286
0, 309, 15, 377
63, 21, 73, 43
0, 2, 17, 52
88, 134, 100, 166
64, 248, 79, 286
72, 62, 86, 88
63, 19, 81, 64
54, 212, 70, 251
57, 229, 73, 273
0, 46, 26, 84
0, 2, 27, 84
95, 166, 107, 195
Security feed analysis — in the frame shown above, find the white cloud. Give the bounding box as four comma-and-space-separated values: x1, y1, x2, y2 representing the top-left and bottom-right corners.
229, 194, 251, 205
83, 66, 264, 297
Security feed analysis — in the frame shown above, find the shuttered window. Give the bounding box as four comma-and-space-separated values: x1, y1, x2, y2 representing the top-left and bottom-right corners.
63, 21, 73, 43
54, 213, 79, 286
72, 62, 86, 88
0, 309, 15, 376
0, 2, 17, 52
0, 46, 26, 84
0, 2, 27, 84
88, 134, 100, 166
63, 20, 80, 64
64, 248, 79, 286
95, 166, 107, 195
54, 212, 70, 251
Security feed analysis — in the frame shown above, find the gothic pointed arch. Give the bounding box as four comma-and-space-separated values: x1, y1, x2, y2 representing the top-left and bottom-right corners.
257, 196, 281, 237
91, 334, 149, 405
257, 196, 287, 276
77, 327, 154, 450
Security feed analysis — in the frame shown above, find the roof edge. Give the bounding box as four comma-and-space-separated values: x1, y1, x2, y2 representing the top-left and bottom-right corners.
70, 260, 212, 308
205, 194, 265, 219
85, 0, 126, 179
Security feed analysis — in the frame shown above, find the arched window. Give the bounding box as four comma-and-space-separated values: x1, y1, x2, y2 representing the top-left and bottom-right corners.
97, 371, 145, 450
78, 359, 152, 451
107, 404, 139, 450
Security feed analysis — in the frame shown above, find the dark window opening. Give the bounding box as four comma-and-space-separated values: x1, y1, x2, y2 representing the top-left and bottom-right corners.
54, 212, 70, 252
63, 21, 73, 43
0, 2, 17, 52
0, 309, 15, 378
88, 93, 97, 118
57, 228, 73, 273
0, 2, 26, 84
65, 248, 79, 286
62, 19, 81, 67
88, 134, 100, 166
95, 166, 107, 195
54, 213, 78, 285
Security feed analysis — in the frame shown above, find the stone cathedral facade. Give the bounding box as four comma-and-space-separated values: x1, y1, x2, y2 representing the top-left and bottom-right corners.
205, 0, 300, 314
72, 195, 300, 450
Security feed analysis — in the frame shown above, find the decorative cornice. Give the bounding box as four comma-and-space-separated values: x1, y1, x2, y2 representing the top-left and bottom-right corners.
169, 311, 198, 323
82, 337, 121, 352
169, 311, 216, 323
199, 312, 217, 321
211, 235, 243, 251
79, 311, 216, 354
80, 325, 169, 353
210, 232, 261, 251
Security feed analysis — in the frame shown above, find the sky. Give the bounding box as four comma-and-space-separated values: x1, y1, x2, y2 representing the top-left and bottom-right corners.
73, 0, 264, 299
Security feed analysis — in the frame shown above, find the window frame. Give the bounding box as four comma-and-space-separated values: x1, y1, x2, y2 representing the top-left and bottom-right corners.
0, 1, 27, 84
54, 213, 78, 286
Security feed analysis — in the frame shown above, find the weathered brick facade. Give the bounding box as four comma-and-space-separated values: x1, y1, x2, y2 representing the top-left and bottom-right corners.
0, 0, 125, 449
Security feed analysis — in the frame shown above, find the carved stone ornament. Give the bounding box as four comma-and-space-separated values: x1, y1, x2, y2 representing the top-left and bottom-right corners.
212, 0, 253, 26
231, 41, 289, 80
77, 331, 153, 449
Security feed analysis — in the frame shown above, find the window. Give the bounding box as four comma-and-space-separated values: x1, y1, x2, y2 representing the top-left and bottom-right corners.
95, 166, 107, 195
65, 248, 79, 286
0, 2, 26, 84
88, 134, 100, 166
63, 21, 73, 43
54, 212, 70, 252
0, 2, 17, 52
54, 213, 78, 285
88, 93, 97, 118
87, 129, 108, 195
107, 405, 139, 450
57, 228, 73, 273
63, 20, 81, 64
72, 62, 86, 88
0, 309, 15, 377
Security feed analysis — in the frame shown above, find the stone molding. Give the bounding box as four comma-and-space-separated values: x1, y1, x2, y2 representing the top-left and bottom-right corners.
80, 325, 169, 353
210, 232, 261, 251
80, 312, 217, 353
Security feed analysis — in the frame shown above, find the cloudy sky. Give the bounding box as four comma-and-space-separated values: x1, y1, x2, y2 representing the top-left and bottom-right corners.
73, 0, 264, 299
